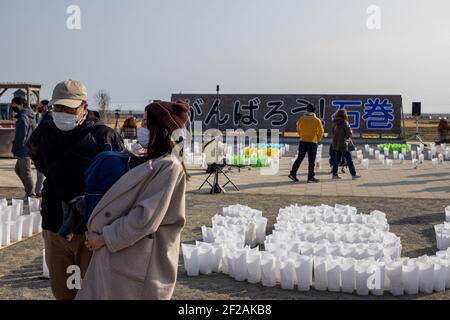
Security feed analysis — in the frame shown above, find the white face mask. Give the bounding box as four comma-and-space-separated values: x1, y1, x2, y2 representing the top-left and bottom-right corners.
53, 111, 85, 132
137, 127, 149, 147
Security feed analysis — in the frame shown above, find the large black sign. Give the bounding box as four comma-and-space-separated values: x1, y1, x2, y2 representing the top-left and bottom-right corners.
171, 94, 403, 136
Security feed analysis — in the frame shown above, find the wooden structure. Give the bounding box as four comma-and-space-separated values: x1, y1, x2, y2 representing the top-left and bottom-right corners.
0, 82, 42, 108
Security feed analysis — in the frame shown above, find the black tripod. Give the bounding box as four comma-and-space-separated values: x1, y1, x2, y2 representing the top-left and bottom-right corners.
198, 161, 240, 193
198, 85, 239, 194
114, 109, 121, 130
415, 116, 427, 146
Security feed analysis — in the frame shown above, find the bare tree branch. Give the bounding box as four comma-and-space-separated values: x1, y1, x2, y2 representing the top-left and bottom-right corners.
95, 90, 111, 122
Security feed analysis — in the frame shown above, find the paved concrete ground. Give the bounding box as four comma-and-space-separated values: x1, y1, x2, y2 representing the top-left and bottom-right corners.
2, 145, 450, 199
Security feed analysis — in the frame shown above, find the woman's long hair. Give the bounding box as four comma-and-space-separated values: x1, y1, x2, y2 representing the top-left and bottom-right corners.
144, 108, 190, 180
333, 109, 349, 123
122, 117, 138, 129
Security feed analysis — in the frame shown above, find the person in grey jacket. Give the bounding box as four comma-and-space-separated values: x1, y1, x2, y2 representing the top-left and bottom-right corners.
331, 109, 361, 180
11, 97, 36, 199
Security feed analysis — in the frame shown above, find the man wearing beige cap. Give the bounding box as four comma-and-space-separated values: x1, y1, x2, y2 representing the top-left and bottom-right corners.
28, 80, 124, 300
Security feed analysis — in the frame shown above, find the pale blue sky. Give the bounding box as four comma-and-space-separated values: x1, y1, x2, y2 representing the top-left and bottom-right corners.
1, 0, 449, 112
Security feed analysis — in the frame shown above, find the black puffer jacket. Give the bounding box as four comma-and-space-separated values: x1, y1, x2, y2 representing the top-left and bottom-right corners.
27, 111, 125, 234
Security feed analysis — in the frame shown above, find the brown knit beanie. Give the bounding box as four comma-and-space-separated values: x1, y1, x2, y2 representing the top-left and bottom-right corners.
146, 100, 189, 135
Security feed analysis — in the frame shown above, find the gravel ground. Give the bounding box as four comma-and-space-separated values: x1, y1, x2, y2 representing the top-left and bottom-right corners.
1, 187, 450, 300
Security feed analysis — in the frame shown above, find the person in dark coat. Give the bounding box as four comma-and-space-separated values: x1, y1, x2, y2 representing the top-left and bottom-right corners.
11, 97, 36, 199
331, 109, 361, 180
27, 80, 125, 300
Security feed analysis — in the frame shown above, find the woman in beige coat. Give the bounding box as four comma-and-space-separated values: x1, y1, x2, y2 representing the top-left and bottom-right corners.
76, 101, 190, 300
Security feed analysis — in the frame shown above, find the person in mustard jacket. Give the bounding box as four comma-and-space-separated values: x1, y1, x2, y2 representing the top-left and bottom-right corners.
289, 103, 324, 183
76, 101, 189, 300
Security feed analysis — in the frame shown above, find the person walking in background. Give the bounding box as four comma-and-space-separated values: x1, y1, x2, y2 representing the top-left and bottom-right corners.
331, 109, 361, 180
34, 100, 53, 197
27, 80, 124, 300
289, 103, 324, 183
77, 101, 189, 300
11, 97, 36, 200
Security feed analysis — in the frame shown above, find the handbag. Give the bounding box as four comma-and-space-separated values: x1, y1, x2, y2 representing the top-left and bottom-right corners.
347, 139, 356, 152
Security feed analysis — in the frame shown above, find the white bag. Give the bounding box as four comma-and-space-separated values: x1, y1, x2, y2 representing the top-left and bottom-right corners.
255, 217, 268, 245
386, 261, 404, 296
31, 212, 42, 233
326, 259, 341, 292
294, 255, 313, 291
211, 244, 223, 273
418, 262, 434, 294
0, 199, 7, 209
247, 252, 262, 284
314, 256, 328, 291
261, 253, 277, 287
355, 261, 370, 296
0, 206, 12, 223
402, 264, 419, 295
233, 250, 248, 282
9, 218, 23, 243
11, 199, 23, 216
362, 159, 369, 170
433, 263, 446, 292
279, 258, 296, 290
182, 244, 200, 276
340, 258, 356, 293
21, 214, 34, 238
197, 244, 215, 275
28, 198, 41, 213
11, 204, 21, 218
369, 262, 386, 296
440, 259, 450, 289
1, 221, 11, 247
202, 226, 214, 243
375, 150, 380, 160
